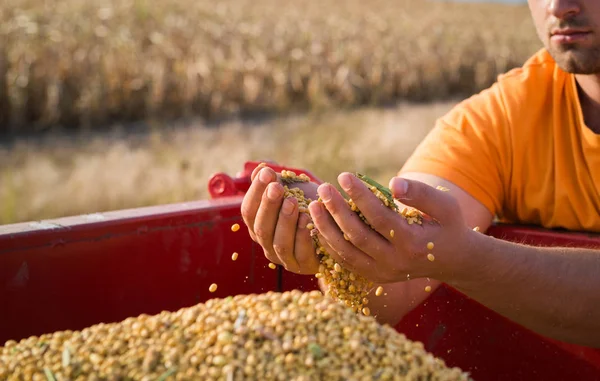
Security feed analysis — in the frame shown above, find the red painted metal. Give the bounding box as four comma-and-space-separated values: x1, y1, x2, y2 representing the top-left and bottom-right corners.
1, 162, 600, 381
393, 223, 600, 381
0, 198, 278, 345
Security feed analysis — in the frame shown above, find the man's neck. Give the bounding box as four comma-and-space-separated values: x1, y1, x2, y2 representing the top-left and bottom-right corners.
575, 74, 600, 134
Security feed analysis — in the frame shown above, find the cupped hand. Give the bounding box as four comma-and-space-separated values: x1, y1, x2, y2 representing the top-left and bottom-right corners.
307, 172, 473, 283
240, 164, 323, 274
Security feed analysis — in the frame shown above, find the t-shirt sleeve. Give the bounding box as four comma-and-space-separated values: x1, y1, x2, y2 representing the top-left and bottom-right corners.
399, 82, 511, 217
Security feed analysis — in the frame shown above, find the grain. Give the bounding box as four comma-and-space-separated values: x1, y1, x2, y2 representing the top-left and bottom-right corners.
0, 290, 472, 380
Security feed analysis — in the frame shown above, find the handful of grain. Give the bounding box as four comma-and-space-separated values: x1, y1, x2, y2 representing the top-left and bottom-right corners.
280, 170, 425, 316
0, 290, 472, 381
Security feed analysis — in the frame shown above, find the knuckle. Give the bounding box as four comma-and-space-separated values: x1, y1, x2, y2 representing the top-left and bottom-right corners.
254, 225, 270, 241
368, 214, 388, 231
240, 203, 255, 220
272, 242, 289, 257
345, 229, 365, 243
263, 249, 279, 264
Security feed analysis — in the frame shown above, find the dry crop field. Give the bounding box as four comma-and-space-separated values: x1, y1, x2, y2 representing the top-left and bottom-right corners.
0, 0, 541, 134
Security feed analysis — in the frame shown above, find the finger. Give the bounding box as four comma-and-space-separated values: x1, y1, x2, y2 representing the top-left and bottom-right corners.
250, 162, 269, 181
317, 182, 393, 255
250, 160, 281, 181
336, 172, 403, 240
272, 197, 301, 272
241, 167, 277, 236
263, 247, 282, 266
308, 200, 374, 275
294, 212, 321, 274
254, 182, 285, 252
389, 177, 460, 224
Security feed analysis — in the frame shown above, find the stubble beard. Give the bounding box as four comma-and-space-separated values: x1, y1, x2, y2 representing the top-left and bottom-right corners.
546, 43, 600, 75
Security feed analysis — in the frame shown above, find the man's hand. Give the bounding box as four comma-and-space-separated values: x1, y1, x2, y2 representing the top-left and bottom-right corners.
307, 172, 474, 283
240, 165, 322, 274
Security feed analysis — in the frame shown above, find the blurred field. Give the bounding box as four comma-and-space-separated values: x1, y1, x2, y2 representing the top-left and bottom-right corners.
0, 0, 541, 134
0, 102, 456, 224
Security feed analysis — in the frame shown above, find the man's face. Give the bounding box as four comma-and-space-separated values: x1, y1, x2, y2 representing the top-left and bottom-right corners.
528, 0, 600, 74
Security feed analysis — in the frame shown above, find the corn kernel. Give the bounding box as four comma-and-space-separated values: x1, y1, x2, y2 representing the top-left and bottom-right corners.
473, 226, 480, 232
209, 283, 218, 292
425, 286, 432, 292
231, 252, 239, 261
268, 262, 277, 269
231, 223, 240, 232
426, 242, 434, 250
375, 286, 384, 296
427, 254, 435, 262
389, 229, 395, 238
306, 223, 315, 230
362, 307, 371, 316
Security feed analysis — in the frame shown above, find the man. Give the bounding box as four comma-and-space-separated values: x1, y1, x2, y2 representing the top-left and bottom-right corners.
241, 0, 600, 348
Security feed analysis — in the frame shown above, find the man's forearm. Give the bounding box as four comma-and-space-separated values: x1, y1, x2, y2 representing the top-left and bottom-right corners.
446, 231, 600, 347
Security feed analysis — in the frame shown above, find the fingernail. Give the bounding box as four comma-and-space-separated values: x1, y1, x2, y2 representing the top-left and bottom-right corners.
281, 198, 295, 216
338, 173, 352, 191
309, 201, 322, 217
390, 177, 408, 196
259, 168, 272, 183
267, 183, 282, 200
318, 184, 332, 202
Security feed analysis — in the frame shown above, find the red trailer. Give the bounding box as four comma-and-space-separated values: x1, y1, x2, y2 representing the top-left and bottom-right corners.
1, 161, 600, 380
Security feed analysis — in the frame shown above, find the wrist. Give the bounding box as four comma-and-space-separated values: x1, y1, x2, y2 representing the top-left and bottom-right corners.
437, 228, 503, 289
410, 226, 488, 285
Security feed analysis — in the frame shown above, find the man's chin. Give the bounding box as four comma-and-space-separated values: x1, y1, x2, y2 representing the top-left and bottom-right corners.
547, 47, 600, 75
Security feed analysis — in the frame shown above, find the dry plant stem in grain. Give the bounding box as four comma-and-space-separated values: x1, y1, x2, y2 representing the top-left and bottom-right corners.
0, 291, 473, 380
280, 170, 426, 316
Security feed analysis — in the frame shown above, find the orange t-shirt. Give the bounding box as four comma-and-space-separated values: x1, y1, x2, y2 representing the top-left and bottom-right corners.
400, 48, 600, 233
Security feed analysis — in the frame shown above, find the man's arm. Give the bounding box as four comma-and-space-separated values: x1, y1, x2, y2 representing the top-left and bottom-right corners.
310, 172, 600, 347
447, 230, 600, 347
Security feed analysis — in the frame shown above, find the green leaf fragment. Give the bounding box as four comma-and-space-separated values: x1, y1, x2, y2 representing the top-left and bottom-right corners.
157, 367, 177, 381
355, 173, 398, 211
308, 343, 324, 358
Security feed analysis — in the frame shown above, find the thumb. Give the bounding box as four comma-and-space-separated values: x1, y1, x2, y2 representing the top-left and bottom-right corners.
388, 177, 459, 224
